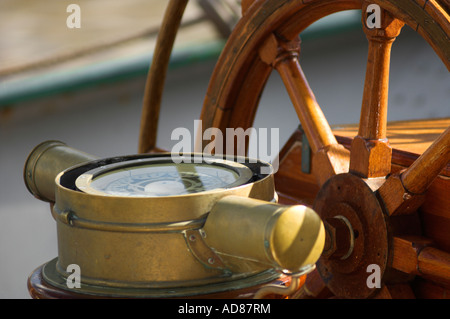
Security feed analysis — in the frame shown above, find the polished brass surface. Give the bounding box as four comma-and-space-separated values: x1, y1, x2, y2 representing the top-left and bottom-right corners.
24, 142, 325, 297
203, 195, 325, 274
49, 152, 278, 292
23, 140, 98, 202
184, 229, 228, 271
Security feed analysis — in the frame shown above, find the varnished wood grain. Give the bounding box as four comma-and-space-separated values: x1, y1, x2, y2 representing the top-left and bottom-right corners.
349, 3, 404, 178
401, 126, 450, 194
391, 236, 450, 286
258, 34, 350, 186
340, 120, 449, 253
391, 236, 433, 275
333, 118, 450, 177
275, 129, 320, 206
276, 120, 450, 297
418, 246, 450, 285
333, 118, 450, 159
199, 0, 362, 150
357, 2, 403, 141
376, 126, 449, 216
138, 0, 188, 154
413, 278, 450, 299
377, 172, 427, 216
274, 40, 338, 154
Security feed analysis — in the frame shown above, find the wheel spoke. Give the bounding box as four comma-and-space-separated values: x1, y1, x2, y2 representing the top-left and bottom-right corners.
258, 34, 349, 186
378, 127, 450, 216
267, 36, 336, 154
349, 3, 404, 178
401, 126, 450, 195
392, 236, 450, 286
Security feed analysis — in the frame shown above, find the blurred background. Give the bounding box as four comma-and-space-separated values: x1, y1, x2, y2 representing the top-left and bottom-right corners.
0, 0, 448, 298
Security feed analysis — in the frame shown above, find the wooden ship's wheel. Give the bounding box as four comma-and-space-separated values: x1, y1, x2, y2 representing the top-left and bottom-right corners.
139, 0, 450, 299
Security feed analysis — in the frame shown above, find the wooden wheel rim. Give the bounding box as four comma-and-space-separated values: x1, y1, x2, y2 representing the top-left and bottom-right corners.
200, 0, 449, 135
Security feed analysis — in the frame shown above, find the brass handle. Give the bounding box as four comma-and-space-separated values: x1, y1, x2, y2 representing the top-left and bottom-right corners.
202, 195, 325, 274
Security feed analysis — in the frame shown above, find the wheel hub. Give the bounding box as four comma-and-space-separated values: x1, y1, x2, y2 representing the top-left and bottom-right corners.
313, 173, 389, 298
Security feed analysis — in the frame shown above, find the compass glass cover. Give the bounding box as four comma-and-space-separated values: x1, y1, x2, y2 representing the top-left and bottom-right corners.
77, 162, 245, 197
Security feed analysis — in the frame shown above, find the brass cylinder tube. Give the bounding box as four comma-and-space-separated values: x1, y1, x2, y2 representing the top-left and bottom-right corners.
202, 195, 325, 273
24, 140, 98, 202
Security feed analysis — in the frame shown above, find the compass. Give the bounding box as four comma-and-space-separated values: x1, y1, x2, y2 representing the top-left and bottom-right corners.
24, 141, 324, 298
74, 158, 253, 197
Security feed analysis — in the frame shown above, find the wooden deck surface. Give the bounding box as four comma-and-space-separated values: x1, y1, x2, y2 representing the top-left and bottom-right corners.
333, 118, 450, 156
